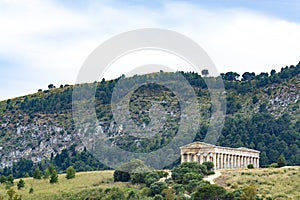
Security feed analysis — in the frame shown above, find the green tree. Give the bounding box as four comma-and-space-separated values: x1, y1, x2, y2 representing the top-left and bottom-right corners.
171, 162, 207, 184
150, 182, 168, 196
113, 170, 130, 182
277, 154, 286, 168
202, 161, 214, 171
191, 184, 228, 200
247, 164, 254, 169
65, 166, 76, 179
49, 169, 58, 184
145, 172, 160, 187
0, 175, 6, 184
24, 173, 29, 178
17, 179, 25, 190
7, 174, 14, 185
43, 168, 50, 179
33, 168, 42, 179
201, 69, 209, 77
29, 187, 34, 194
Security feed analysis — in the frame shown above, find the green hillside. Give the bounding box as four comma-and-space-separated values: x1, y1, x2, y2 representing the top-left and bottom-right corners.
0, 62, 299, 177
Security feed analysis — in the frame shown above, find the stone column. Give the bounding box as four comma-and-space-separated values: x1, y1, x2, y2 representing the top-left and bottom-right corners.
213, 153, 217, 169
200, 153, 203, 164
219, 153, 222, 169
181, 154, 184, 163
233, 155, 236, 168
240, 156, 244, 168
190, 154, 194, 162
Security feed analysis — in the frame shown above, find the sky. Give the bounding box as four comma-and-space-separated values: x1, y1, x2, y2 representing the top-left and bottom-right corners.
1, 0, 300, 101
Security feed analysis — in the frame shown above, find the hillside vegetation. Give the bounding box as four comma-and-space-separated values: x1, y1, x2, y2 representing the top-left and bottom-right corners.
0, 62, 299, 176
215, 166, 300, 200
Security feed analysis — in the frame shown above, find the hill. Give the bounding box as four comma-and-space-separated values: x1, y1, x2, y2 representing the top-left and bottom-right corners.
0, 62, 299, 176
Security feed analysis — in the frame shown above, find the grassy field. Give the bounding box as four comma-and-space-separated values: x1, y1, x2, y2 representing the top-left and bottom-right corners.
0, 170, 132, 200
215, 166, 300, 200
1, 167, 299, 199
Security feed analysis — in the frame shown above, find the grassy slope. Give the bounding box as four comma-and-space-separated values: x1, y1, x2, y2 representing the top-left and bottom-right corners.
1, 167, 299, 199
0, 170, 131, 200
215, 166, 300, 200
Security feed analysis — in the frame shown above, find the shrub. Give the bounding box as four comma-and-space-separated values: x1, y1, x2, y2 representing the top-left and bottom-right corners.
33, 168, 42, 179
191, 184, 228, 200
145, 172, 160, 187
29, 187, 34, 194
50, 169, 58, 184
202, 161, 214, 171
277, 155, 286, 168
113, 170, 130, 182
153, 194, 164, 200
150, 182, 168, 196
171, 162, 207, 184
17, 179, 25, 190
66, 166, 76, 179
182, 172, 202, 184
0, 175, 6, 184
247, 164, 254, 169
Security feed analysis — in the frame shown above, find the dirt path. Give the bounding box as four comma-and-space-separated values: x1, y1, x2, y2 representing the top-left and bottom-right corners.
203, 170, 222, 184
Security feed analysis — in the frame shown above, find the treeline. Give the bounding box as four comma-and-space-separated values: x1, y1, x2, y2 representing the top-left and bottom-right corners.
0, 146, 109, 178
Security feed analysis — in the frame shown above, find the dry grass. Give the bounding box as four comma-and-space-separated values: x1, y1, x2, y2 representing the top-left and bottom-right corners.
215, 166, 300, 200
0, 170, 131, 200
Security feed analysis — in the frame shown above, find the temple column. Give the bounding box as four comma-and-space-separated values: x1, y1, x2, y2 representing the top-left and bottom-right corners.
200, 153, 203, 164
226, 154, 229, 168
193, 153, 197, 162
219, 153, 221, 169
233, 155, 236, 168
213, 153, 217, 169
241, 156, 244, 168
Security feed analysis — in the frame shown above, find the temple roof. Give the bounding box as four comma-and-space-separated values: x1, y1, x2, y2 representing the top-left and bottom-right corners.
180, 141, 260, 153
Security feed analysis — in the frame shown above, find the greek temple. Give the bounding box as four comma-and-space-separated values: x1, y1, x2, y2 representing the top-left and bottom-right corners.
180, 142, 260, 169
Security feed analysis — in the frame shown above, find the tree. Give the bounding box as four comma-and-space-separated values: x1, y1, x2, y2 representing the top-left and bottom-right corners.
150, 182, 168, 196
43, 168, 50, 179
145, 172, 160, 187
48, 84, 55, 90
33, 168, 42, 179
201, 69, 209, 77
247, 164, 254, 169
17, 179, 25, 190
66, 166, 76, 179
24, 173, 29, 178
242, 72, 255, 81
171, 162, 207, 184
277, 154, 286, 168
7, 174, 14, 185
113, 170, 130, 182
191, 184, 228, 200
202, 161, 214, 171
0, 175, 6, 184
49, 169, 58, 184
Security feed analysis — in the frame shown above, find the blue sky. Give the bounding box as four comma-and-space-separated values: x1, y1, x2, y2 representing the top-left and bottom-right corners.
1, 0, 300, 101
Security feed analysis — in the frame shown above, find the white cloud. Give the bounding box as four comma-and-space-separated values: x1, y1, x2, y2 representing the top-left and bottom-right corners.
1, 0, 300, 100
